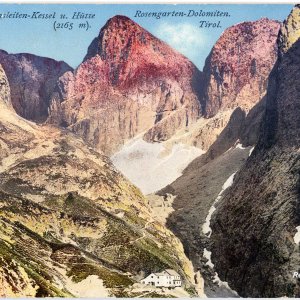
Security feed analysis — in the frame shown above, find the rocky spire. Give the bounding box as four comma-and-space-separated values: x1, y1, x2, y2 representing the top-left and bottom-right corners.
278, 5, 300, 54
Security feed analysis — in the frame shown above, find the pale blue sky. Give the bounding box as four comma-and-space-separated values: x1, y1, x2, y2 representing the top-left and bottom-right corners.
0, 4, 293, 70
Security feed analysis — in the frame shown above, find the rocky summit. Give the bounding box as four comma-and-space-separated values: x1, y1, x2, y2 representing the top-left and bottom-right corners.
48, 15, 203, 155
168, 17, 280, 155
0, 50, 72, 122
210, 6, 300, 297
202, 18, 279, 118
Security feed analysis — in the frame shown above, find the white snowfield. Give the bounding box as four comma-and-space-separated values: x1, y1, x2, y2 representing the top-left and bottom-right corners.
249, 146, 255, 157
112, 137, 204, 195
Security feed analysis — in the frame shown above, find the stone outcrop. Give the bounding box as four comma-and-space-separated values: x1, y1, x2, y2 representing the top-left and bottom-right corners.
202, 18, 280, 118
210, 6, 300, 297
48, 15, 203, 154
0, 50, 72, 122
279, 4, 300, 54
203, 96, 267, 161
0, 64, 11, 108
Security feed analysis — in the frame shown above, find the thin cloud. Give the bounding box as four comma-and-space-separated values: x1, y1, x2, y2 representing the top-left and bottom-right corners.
154, 22, 206, 66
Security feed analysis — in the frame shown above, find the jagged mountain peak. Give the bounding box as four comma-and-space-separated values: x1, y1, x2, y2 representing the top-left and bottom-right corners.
85, 15, 168, 61
278, 5, 300, 54
82, 14, 199, 89
104, 14, 141, 31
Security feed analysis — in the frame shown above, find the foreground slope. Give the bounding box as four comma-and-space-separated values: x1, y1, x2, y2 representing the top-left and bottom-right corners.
211, 6, 300, 297
0, 65, 198, 297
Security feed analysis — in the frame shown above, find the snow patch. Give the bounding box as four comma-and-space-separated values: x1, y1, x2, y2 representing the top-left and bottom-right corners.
249, 146, 255, 157
236, 143, 246, 150
294, 226, 300, 244
222, 172, 236, 190
203, 248, 214, 269
202, 172, 236, 237
112, 138, 204, 194
213, 274, 238, 296
202, 206, 217, 238
203, 248, 238, 296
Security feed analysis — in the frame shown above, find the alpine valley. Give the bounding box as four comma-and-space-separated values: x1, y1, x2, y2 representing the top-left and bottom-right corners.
0, 4, 299, 298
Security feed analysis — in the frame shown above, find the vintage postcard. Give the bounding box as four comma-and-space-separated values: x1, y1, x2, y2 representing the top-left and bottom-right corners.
0, 2, 299, 298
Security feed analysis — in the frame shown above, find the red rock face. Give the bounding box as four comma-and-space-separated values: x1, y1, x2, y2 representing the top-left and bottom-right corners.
0, 50, 72, 122
48, 15, 203, 154
84, 16, 198, 90
202, 18, 280, 117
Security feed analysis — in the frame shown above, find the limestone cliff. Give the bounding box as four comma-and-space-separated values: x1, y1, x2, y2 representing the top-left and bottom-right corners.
279, 5, 300, 54
0, 64, 11, 108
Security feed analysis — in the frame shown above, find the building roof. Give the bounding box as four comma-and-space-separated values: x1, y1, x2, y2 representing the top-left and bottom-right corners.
164, 269, 180, 277
142, 269, 181, 280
